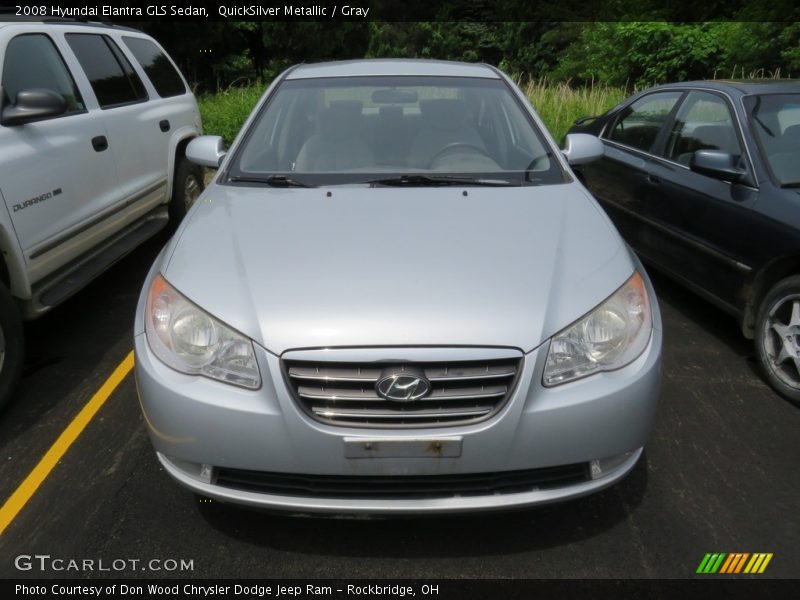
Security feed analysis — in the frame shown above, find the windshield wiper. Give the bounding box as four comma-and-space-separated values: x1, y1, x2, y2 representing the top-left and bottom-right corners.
751, 96, 775, 137
753, 115, 775, 137
365, 174, 518, 187
229, 174, 315, 188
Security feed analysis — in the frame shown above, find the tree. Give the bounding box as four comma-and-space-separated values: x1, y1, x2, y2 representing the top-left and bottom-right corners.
554, 22, 729, 88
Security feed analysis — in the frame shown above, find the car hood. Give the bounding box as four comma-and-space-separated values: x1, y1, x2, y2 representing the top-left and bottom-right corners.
162, 184, 632, 354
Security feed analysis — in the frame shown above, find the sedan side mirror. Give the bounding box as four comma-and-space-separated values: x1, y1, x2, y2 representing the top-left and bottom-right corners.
1, 89, 67, 126
562, 133, 605, 166
690, 150, 745, 182
572, 115, 600, 126
187, 135, 227, 168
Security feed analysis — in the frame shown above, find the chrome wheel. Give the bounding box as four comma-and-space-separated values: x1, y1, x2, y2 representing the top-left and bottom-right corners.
762, 293, 800, 390
184, 174, 201, 211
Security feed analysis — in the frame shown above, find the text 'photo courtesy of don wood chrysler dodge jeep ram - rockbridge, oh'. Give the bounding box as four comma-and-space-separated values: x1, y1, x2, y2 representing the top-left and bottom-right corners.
0, 19, 204, 409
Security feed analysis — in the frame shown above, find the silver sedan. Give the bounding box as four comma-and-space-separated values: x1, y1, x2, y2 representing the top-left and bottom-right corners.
134, 59, 662, 514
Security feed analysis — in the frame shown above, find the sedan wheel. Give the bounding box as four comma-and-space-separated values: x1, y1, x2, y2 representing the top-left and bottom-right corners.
756, 276, 800, 404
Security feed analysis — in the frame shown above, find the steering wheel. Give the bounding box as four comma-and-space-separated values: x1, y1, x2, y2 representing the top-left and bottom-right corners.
428, 142, 492, 168
525, 156, 540, 172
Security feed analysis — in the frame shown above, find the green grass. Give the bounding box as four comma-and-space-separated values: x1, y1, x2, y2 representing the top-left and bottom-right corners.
523, 79, 626, 142
198, 80, 626, 147
197, 85, 265, 145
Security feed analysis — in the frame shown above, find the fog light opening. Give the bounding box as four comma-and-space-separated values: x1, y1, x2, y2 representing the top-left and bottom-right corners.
166, 454, 215, 484
589, 449, 638, 480
199, 463, 214, 484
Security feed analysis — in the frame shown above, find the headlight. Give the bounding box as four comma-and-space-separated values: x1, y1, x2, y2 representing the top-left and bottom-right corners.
145, 274, 261, 389
543, 272, 652, 386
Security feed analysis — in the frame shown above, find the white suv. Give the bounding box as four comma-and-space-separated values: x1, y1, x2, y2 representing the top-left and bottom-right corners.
0, 20, 203, 408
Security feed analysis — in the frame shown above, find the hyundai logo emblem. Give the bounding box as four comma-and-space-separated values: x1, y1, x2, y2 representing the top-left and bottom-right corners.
376, 368, 431, 402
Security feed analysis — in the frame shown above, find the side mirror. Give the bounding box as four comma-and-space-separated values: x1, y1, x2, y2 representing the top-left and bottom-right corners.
572, 115, 599, 126
186, 135, 226, 168
690, 150, 745, 182
562, 133, 604, 166
1, 89, 67, 126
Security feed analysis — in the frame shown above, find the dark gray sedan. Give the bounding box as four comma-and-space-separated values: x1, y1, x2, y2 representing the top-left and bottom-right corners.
569, 80, 800, 404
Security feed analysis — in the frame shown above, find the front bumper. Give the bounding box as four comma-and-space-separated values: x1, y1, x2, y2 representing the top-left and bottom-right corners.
135, 325, 661, 514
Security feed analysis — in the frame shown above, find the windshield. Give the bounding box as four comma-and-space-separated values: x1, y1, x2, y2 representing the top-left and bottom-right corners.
745, 93, 800, 186
229, 75, 565, 186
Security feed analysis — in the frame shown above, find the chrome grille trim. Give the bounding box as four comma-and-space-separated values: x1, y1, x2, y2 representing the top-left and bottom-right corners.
282, 349, 523, 428
297, 386, 508, 403
311, 407, 494, 420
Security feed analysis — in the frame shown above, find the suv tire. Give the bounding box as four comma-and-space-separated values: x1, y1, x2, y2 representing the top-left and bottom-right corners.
0, 283, 24, 411
169, 155, 204, 223
755, 275, 800, 405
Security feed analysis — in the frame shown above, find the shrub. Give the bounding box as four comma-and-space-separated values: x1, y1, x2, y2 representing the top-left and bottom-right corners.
197, 84, 265, 145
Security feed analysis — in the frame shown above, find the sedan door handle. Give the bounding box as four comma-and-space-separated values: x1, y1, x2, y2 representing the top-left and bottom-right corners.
159, 119, 170, 132
646, 174, 661, 185
91, 135, 108, 152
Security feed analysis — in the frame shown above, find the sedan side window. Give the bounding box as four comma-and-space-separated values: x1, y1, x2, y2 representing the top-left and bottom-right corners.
665, 91, 743, 166
607, 92, 682, 153
1, 34, 84, 114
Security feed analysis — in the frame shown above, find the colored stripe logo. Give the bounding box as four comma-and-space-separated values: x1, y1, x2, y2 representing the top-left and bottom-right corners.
697, 553, 773, 574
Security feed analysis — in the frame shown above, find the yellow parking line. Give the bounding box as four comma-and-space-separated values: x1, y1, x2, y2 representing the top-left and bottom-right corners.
0, 351, 134, 536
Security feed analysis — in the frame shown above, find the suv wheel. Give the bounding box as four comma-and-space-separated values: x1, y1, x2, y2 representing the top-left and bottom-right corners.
169, 155, 204, 223
755, 275, 800, 405
0, 283, 24, 411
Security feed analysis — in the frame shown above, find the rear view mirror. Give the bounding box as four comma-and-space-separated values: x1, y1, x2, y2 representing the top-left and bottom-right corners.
562, 133, 604, 166
372, 89, 418, 104
1, 89, 67, 126
690, 150, 745, 182
187, 135, 226, 168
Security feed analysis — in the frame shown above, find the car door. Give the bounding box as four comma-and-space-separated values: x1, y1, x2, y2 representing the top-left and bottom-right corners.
641, 90, 759, 310
0, 32, 120, 270
64, 32, 169, 209
579, 91, 684, 252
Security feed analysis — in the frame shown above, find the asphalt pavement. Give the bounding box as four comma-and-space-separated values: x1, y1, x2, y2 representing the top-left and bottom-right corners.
0, 232, 797, 579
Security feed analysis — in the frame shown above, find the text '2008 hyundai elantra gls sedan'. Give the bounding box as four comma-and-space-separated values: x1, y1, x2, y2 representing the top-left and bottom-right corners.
134, 59, 662, 514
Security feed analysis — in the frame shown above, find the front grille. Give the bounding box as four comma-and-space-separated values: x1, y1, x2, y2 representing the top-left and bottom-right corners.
283, 358, 522, 427
215, 464, 589, 499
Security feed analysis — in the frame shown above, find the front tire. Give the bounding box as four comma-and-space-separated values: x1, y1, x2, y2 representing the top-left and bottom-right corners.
755, 275, 800, 405
169, 155, 204, 224
0, 282, 24, 412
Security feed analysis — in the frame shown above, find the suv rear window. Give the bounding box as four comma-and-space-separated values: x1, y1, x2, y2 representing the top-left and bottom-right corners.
123, 37, 186, 98
66, 34, 147, 108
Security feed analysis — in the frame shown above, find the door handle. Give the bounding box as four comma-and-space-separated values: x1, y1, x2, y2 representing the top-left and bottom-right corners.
159, 119, 170, 132
646, 174, 661, 185
91, 135, 108, 152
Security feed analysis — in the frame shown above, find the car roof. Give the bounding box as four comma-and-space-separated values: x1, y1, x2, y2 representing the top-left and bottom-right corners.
655, 79, 800, 95
286, 59, 501, 80
0, 19, 141, 33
